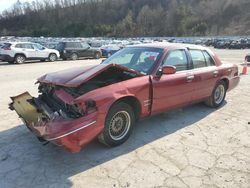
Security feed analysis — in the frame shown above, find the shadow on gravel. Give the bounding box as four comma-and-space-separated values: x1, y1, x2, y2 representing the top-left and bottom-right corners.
0, 102, 225, 187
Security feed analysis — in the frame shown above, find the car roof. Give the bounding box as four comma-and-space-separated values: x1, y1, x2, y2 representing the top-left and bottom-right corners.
131, 42, 208, 50
5, 42, 33, 45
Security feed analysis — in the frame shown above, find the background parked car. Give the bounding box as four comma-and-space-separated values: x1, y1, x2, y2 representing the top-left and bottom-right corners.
101, 45, 121, 57
56, 41, 102, 60
0, 42, 60, 64
245, 53, 250, 62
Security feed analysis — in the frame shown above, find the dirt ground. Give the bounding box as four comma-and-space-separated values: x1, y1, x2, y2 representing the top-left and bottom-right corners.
0, 48, 249, 188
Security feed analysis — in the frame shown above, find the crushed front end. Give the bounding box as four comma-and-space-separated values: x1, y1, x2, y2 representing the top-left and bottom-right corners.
9, 84, 101, 153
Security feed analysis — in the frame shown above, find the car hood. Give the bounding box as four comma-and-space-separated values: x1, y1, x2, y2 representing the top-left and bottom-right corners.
38, 64, 143, 87
44, 48, 59, 53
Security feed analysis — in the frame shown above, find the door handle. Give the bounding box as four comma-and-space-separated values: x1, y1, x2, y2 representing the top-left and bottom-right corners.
186, 75, 194, 82
213, 70, 219, 77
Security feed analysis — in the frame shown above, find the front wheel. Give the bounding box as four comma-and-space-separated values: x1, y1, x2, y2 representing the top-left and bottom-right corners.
98, 102, 135, 147
205, 80, 226, 108
48, 53, 57, 62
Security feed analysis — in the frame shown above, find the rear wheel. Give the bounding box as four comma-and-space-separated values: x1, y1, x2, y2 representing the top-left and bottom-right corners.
48, 53, 57, 62
94, 52, 101, 59
205, 80, 226, 108
15, 55, 26, 64
71, 53, 78, 61
98, 102, 135, 147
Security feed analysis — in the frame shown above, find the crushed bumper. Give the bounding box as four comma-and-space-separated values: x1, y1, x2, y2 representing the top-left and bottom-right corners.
0, 54, 14, 62
9, 92, 103, 153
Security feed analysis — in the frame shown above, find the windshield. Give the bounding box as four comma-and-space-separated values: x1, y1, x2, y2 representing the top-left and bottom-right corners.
102, 47, 163, 75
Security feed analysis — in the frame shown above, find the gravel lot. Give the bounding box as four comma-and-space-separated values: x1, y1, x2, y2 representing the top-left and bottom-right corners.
0, 49, 249, 188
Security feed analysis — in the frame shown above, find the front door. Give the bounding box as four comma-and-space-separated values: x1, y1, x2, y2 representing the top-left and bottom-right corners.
32, 43, 48, 58
151, 49, 195, 114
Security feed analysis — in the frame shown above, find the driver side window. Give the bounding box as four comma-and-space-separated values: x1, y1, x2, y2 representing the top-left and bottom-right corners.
163, 50, 188, 71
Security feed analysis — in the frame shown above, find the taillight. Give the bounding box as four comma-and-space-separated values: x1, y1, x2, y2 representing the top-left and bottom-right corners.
3, 47, 11, 50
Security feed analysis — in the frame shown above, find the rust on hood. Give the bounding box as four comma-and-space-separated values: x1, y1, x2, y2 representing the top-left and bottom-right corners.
38, 64, 143, 87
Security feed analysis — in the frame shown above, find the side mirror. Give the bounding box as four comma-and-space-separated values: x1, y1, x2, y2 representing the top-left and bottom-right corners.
161, 65, 176, 74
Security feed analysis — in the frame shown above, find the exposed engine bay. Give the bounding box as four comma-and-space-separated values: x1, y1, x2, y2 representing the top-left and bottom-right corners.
36, 66, 138, 119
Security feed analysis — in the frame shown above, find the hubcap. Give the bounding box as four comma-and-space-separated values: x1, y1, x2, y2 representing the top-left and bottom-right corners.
17, 56, 24, 63
214, 85, 225, 104
72, 54, 77, 60
50, 54, 56, 61
109, 111, 131, 141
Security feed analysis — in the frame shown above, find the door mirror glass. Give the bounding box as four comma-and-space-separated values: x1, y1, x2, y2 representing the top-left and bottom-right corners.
161, 65, 176, 74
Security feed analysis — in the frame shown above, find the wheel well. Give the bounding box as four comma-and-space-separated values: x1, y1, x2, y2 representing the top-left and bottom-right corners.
49, 53, 57, 58
221, 78, 229, 90
113, 96, 141, 121
15, 53, 26, 58
95, 51, 101, 55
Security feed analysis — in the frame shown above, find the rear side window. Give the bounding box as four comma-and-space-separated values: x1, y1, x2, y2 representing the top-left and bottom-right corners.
189, 50, 206, 68
66, 42, 81, 48
15, 44, 22, 48
203, 51, 215, 66
163, 50, 188, 71
23, 44, 34, 49
65, 42, 75, 48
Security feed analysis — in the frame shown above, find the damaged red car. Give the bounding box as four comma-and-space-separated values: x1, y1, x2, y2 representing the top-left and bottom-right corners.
9, 43, 240, 153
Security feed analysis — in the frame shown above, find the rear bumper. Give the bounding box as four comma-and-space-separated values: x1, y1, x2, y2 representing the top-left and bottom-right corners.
228, 76, 240, 92
0, 54, 14, 62
9, 92, 104, 153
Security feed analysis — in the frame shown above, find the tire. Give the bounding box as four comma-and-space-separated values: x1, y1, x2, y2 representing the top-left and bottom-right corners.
71, 53, 78, 61
14, 55, 26, 64
94, 52, 101, 59
48, 53, 57, 62
98, 102, 135, 147
205, 80, 226, 108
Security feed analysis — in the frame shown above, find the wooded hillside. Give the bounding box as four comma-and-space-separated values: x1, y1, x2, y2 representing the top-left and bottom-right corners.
0, 0, 250, 37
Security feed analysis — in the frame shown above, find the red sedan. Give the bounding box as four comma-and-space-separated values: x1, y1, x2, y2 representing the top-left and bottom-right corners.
9, 43, 240, 153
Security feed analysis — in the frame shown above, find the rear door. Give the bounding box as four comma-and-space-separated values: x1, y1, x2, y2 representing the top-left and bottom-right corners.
151, 49, 195, 114
22, 43, 37, 58
188, 49, 219, 101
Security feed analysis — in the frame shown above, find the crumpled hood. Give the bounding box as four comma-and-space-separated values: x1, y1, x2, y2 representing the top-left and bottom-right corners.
38, 64, 111, 87
38, 64, 142, 87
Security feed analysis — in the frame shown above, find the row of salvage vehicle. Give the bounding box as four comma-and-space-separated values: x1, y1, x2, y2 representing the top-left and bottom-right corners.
9, 43, 240, 153
0, 41, 120, 64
